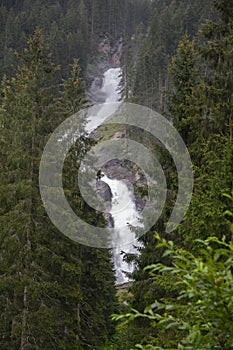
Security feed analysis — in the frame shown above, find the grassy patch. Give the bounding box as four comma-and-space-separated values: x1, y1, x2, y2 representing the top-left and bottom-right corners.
95, 124, 126, 141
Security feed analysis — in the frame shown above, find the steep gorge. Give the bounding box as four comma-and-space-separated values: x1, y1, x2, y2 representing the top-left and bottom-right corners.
85, 36, 145, 284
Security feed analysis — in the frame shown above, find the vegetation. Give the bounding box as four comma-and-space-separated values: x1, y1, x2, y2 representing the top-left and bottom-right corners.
114, 230, 233, 349
0, 28, 116, 349
0, 0, 149, 79
111, 1, 233, 349
0, 0, 233, 349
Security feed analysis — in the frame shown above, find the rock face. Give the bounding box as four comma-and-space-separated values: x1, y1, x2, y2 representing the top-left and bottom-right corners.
98, 35, 123, 67
111, 131, 125, 139
98, 36, 111, 56
96, 180, 114, 228
88, 35, 123, 103
96, 180, 112, 202
110, 36, 123, 67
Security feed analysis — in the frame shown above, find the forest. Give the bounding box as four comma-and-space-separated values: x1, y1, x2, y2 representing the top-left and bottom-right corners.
0, 0, 233, 349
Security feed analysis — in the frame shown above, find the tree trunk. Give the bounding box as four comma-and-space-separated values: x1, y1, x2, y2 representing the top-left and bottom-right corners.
91, 0, 95, 47
20, 286, 28, 350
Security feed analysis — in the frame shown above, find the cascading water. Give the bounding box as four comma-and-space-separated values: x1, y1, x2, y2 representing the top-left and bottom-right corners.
102, 175, 142, 284
86, 67, 142, 284
86, 68, 122, 133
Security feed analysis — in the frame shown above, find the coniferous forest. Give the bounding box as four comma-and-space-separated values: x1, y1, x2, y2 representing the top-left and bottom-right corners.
0, 0, 233, 349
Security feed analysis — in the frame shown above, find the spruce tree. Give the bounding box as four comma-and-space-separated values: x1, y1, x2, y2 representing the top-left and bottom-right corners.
117, 3, 233, 348
0, 29, 117, 349
60, 58, 117, 349
200, 0, 233, 138
167, 35, 199, 144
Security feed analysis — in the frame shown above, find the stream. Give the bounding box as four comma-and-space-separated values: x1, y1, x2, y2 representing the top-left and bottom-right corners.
86, 68, 142, 284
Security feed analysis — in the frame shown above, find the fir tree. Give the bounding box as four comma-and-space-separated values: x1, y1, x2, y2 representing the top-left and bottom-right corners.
167, 35, 199, 144
0, 29, 117, 349
200, 0, 233, 138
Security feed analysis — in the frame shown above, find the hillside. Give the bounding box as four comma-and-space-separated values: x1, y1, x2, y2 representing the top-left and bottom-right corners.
0, 1, 233, 349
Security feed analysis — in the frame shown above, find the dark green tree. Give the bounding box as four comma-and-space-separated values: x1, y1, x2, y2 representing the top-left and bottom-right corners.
199, 0, 233, 139
60, 58, 118, 349
0, 29, 117, 349
114, 230, 233, 349
167, 35, 199, 144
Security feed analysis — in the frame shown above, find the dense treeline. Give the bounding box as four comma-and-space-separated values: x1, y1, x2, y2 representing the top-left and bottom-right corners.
112, 0, 233, 349
0, 28, 118, 349
0, 1, 150, 348
123, 0, 216, 110
1, 0, 233, 349
0, 0, 149, 79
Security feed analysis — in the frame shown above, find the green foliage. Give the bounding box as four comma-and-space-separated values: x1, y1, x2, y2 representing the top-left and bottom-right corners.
0, 0, 150, 79
199, 0, 233, 136
124, 0, 214, 110
1, 1, 233, 349
0, 29, 117, 349
114, 229, 233, 349
167, 35, 200, 144
177, 135, 233, 248
118, 2, 233, 349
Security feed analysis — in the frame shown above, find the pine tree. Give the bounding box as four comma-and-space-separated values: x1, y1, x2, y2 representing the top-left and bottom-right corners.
177, 0, 233, 245
167, 35, 199, 144
59, 59, 117, 349
116, 3, 233, 348
0, 29, 118, 349
0, 27, 64, 349
200, 0, 233, 138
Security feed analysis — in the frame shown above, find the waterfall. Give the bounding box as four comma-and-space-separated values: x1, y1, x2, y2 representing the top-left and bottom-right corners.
86, 68, 122, 133
102, 175, 142, 284
86, 67, 142, 284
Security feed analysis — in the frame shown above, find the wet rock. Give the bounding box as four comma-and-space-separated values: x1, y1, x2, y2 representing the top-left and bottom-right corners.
96, 180, 112, 202
87, 35, 124, 102
98, 38, 111, 56
111, 131, 125, 139
96, 180, 114, 228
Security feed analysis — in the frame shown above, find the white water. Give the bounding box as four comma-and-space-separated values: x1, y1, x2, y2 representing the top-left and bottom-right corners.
86, 67, 142, 284
102, 175, 142, 284
85, 68, 122, 133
